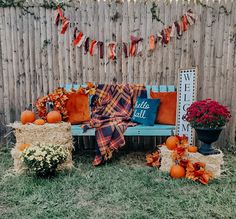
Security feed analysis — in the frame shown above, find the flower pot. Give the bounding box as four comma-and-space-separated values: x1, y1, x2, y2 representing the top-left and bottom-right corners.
195, 127, 223, 155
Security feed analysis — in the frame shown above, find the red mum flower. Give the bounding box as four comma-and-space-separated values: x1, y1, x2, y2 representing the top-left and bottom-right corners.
184, 99, 231, 128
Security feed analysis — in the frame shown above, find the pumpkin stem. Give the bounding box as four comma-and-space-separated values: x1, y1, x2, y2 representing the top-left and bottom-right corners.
25, 104, 33, 111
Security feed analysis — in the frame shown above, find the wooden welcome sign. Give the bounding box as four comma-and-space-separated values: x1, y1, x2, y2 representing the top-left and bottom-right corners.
176, 68, 198, 144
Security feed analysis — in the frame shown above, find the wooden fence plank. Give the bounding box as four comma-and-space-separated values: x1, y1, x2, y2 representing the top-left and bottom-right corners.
144, 0, 152, 84
139, 0, 146, 84
81, 0, 88, 83
225, 0, 235, 107
202, 0, 213, 99
28, 11, 37, 105
162, 0, 169, 85
34, 7, 43, 97
109, 0, 117, 82
52, 8, 60, 87
75, 4, 83, 84
214, 0, 225, 102
207, 0, 218, 100
40, 7, 49, 95
64, 6, 71, 84
5, 8, 16, 121
168, 0, 176, 85
122, 0, 128, 83
220, 0, 232, 105
116, 1, 123, 83
10, 7, 20, 119
104, 0, 110, 83
58, 8, 65, 85
0, 8, 10, 123
23, 10, 31, 105
46, 8, 54, 92
174, 0, 182, 85
98, 0, 105, 83
133, 0, 141, 84
93, 1, 99, 83
127, 0, 134, 83
0, 8, 5, 123
87, 0, 93, 82
69, 7, 76, 85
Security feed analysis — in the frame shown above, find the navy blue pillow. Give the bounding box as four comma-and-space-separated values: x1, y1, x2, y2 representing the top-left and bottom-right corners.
131, 97, 160, 126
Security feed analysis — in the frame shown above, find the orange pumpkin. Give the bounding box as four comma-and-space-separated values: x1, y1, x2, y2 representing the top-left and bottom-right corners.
166, 136, 179, 150
146, 154, 154, 166
188, 146, 198, 153
170, 164, 186, 178
34, 119, 45, 125
46, 111, 62, 123
21, 110, 35, 124
18, 143, 30, 152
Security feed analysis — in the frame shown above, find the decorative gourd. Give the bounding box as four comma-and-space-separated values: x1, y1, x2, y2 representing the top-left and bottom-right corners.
18, 143, 30, 152
34, 119, 45, 125
21, 110, 35, 124
188, 146, 198, 153
166, 136, 179, 150
170, 164, 186, 178
46, 111, 62, 123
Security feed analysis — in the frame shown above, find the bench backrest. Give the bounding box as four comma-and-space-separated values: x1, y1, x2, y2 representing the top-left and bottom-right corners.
63, 85, 176, 98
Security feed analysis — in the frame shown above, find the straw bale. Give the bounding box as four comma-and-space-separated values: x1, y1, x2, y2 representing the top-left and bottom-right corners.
10, 122, 74, 174
160, 146, 224, 178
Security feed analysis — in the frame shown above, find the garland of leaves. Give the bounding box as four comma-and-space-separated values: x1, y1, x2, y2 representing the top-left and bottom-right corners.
146, 135, 213, 185
150, 2, 165, 25
35, 87, 69, 120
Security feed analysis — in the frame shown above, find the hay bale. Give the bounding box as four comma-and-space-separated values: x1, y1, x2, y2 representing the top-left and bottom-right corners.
160, 146, 224, 178
10, 122, 74, 174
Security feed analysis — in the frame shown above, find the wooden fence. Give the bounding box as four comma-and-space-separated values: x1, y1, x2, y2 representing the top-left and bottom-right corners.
0, 0, 235, 146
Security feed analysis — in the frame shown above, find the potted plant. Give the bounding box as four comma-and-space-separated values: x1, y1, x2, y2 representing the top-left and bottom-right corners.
184, 99, 231, 155
21, 143, 68, 177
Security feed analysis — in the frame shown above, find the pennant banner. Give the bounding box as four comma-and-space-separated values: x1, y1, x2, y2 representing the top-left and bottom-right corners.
108, 42, 116, 60
55, 6, 197, 60
55, 6, 69, 34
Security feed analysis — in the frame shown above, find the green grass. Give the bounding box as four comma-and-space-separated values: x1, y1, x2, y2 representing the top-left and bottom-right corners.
0, 147, 236, 219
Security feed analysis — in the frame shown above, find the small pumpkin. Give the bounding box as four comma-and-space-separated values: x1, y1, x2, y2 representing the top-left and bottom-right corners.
18, 143, 30, 152
21, 110, 35, 124
34, 119, 45, 125
188, 146, 198, 153
170, 164, 186, 178
46, 111, 62, 123
166, 136, 179, 150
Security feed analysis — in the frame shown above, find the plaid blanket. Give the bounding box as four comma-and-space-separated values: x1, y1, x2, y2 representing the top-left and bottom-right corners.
83, 84, 147, 166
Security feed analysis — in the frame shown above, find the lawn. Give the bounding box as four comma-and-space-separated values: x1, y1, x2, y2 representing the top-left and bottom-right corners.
0, 146, 236, 219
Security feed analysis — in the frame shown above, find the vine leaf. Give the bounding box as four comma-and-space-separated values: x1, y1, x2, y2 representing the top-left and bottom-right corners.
150, 2, 165, 25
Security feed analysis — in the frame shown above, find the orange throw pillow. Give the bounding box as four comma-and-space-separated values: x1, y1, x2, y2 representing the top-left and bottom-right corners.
150, 91, 177, 125
65, 92, 91, 125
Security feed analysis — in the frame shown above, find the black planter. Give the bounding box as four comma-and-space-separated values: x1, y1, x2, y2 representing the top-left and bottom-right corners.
195, 127, 223, 155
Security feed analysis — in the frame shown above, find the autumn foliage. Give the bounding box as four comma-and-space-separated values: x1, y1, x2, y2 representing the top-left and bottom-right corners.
170, 135, 213, 184
184, 99, 231, 128
146, 149, 161, 167
35, 83, 95, 120
146, 135, 213, 185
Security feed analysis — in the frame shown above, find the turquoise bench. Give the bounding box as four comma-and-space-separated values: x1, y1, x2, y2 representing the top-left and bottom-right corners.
64, 85, 176, 137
